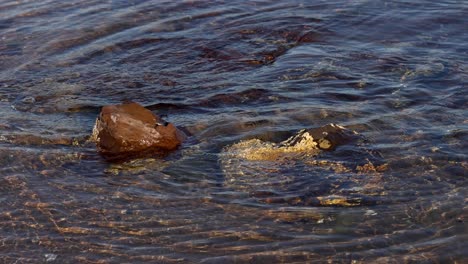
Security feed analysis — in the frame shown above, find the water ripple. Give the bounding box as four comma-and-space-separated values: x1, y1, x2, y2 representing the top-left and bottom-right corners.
0, 0, 466, 262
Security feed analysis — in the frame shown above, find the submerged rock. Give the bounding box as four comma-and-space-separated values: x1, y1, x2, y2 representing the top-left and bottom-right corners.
92, 101, 186, 159
220, 124, 386, 206
223, 124, 357, 162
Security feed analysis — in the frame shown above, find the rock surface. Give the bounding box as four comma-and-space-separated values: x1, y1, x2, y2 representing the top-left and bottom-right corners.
222, 124, 357, 163
220, 124, 386, 206
92, 101, 186, 159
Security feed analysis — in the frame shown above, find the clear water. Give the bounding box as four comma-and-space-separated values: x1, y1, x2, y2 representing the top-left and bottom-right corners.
0, 0, 466, 262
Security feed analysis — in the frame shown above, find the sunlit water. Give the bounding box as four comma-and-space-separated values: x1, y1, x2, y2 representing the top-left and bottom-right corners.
0, 0, 467, 263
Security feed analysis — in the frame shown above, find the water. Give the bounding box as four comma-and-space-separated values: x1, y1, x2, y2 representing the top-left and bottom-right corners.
0, 0, 467, 262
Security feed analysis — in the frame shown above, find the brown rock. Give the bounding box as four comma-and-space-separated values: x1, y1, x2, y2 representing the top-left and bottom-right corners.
92, 101, 186, 159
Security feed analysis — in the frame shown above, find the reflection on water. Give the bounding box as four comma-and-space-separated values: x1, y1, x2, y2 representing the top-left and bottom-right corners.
0, 0, 467, 262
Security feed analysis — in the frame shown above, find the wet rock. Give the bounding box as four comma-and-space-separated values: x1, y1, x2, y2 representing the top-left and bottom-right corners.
223, 124, 357, 163
280, 124, 357, 151
220, 124, 386, 206
92, 101, 186, 159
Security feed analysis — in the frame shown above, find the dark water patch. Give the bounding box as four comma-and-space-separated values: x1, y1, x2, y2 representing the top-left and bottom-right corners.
0, 42, 22, 56
437, 89, 468, 109
145, 102, 200, 115
197, 88, 293, 108
321, 92, 367, 102
71, 38, 164, 65
9, 81, 103, 115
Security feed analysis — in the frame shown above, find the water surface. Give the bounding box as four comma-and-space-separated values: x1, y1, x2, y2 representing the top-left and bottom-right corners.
0, 0, 467, 263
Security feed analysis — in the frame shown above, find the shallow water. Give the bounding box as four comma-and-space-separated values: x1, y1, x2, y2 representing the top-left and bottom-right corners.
0, 0, 467, 263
